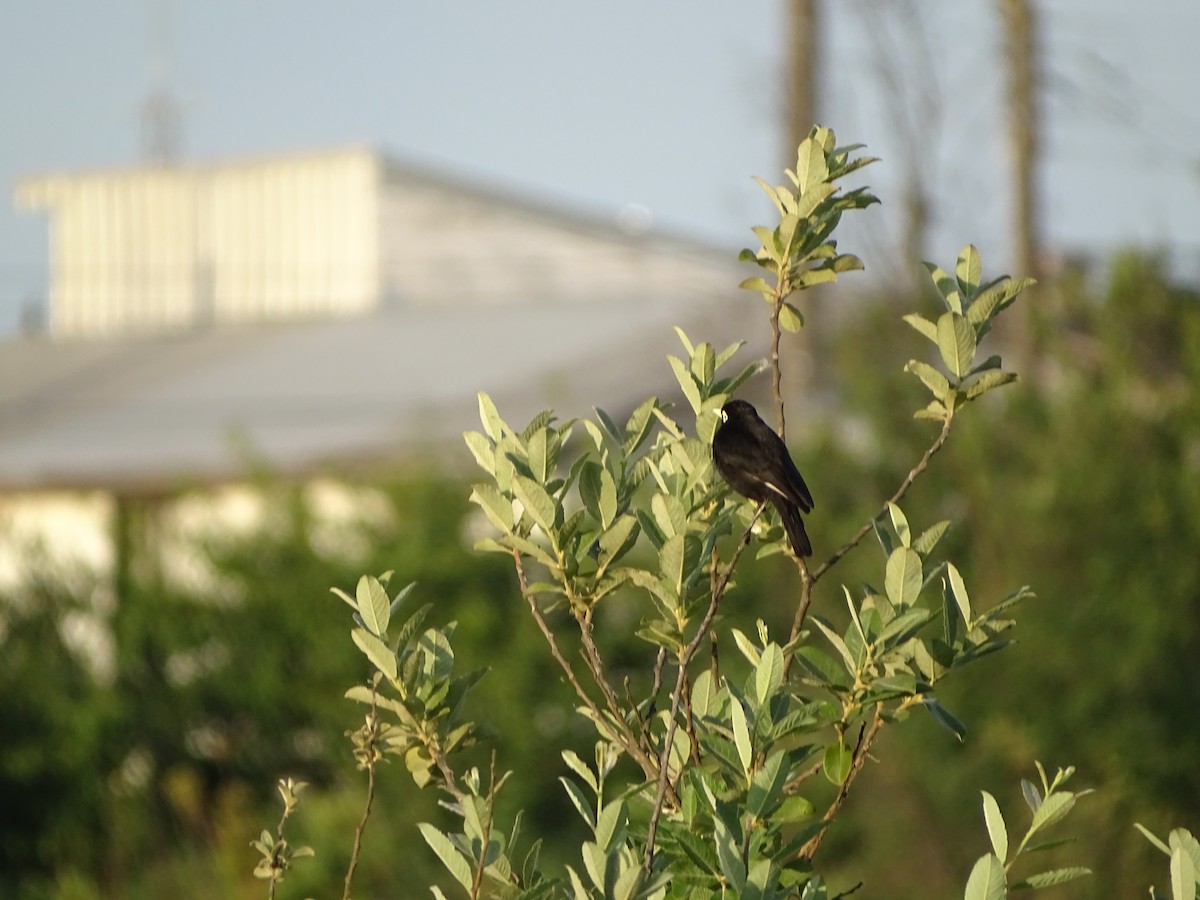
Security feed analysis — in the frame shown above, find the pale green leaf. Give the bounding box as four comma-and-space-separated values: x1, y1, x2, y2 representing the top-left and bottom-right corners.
823, 742, 852, 786
599, 467, 618, 529
731, 697, 753, 776
965, 370, 1018, 401
1173, 846, 1197, 900
513, 475, 557, 534
462, 430, 494, 472
904, 313, 939, 343
418, 823, 475, 891
888, 502, 911, 547
947, 563, 972, 623
356, 575, 391, 636
982, 791, 1008, 862
477, 392, 505, 441
906, 359, 951, 400
351, 627, 397, 681
964, 853, 1007, 900
1010, 867, 1091, 891
956, 245, 983, 297
1028, 792, 1075, 838
658, 533, 685, 599
937, 312, 977, 379
885, 547, 923, 607
779, 302, 804, 332
755, 642, 785, 705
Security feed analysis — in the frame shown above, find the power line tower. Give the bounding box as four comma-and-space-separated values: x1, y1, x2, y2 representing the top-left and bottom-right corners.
141, 0, 182, 164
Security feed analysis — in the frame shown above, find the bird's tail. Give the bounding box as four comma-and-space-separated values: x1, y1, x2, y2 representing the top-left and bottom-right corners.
775, 501, 812, 558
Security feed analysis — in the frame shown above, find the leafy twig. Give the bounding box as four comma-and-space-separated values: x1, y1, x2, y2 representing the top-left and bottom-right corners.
469, 753, 499, 899
643, 503, 765, 874
511, 550, 660, 784
788, 414, 954, 648
343, 687, 380, 900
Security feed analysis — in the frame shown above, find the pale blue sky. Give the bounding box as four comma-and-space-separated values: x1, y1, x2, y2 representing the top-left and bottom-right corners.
2, 2, 1198, 332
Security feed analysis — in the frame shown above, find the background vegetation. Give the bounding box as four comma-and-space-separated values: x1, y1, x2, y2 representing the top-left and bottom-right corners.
1, 249, 1197, 898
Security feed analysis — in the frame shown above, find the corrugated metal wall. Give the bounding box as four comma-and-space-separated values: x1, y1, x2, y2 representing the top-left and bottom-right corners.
18, 148, 381, 339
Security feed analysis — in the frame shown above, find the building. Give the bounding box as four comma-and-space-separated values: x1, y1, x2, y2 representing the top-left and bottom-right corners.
2, 147, 754, 587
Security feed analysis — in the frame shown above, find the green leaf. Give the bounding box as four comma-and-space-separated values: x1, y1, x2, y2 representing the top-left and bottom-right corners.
924, 263, 962, 313
731, 697, 753, 777
1135, 823, 1172, 857
417, 627, 455, 683
462, 430, 494, 472
956, 245, 983, 297
731, 628, 762, 666
513, 475, 557, 534
967, 276, 1036, 326
561, 750, 597, 793
779, 302, 804, 332
822, 742, 852, 786
714, 812, 747, 890
477, 392, 505, 441
418, 823, 475, 892
903, 313, 939, 344
964, 853, 1007, 900
598, 467, 618, 529
774, 794, 815, 823
1170, 829, 1200, 874
597, 515, 639, 566
469, 484, 514, 533
885, 547, 923, 607
810, 616, 858, 672
740, 275, 776, 298
1010, 867, 1091, 891
965, 370, 1018, 401
913, 520, 952, 556
1021, 780, 1042, 813
796, 136, 830, 193
746, 750, 788, 819
351, 628, 397, 681
937, 312, 977, 379
668, 355, 702, 414
755, 643, 785, 705
888, 502, 911, 547
947, 563, 972, 624
356, 575, 391, 636
981, 792, 1008, 862
925, 697, 966, 741
559, 777, 596, 827
906, 360, 951, 400
1172, 844, 1197, 900
594, 799, 626, 852
658, 533, 685, 599
1028, 792, 1075, 837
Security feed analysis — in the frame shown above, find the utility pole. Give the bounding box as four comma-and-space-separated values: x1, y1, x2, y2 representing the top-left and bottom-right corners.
782, 0, 825, 402
784, 0, 821, 164
998, 0, 1042, 367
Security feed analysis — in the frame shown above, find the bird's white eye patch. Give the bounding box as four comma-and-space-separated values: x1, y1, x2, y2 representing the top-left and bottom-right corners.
718, 409, 728, 422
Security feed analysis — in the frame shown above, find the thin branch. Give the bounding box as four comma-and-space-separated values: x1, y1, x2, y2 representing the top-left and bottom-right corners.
343, 692, 380, 900
770, 298, 788, 437
511, 551, 660, 783
578, 607, 654, 771
469, 752, 499, 899
644, 504, 765, 874
798, 705, 887, 861
788, 414, 954, 647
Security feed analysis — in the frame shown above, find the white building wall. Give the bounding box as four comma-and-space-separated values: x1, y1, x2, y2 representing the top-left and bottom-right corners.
17, 148, 382, 339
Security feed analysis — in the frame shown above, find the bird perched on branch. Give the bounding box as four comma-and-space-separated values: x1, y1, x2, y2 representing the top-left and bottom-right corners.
712, 399, 814, 558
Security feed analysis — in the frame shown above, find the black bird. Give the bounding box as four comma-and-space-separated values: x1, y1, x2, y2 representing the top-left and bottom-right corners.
712, 399, 815, 557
